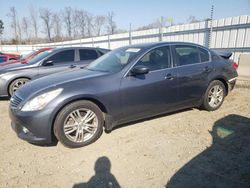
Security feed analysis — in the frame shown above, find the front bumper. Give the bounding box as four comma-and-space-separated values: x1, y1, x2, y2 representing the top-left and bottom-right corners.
9, 107, 54, 144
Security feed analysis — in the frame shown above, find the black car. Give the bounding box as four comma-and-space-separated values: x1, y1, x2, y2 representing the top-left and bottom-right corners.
0, 47, 109, 96
9, 42, 238, 148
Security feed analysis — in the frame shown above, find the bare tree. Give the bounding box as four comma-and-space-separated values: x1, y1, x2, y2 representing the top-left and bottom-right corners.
52, 12, 62, 40
29, 5, 39, 39
63, 7, 73, 38
106, 12, 116, 35
77, 10, 87, 38
72, 9, 80, 39
0, 20, 4, 44
7, 6, 18, 42
40, 8, 53, 41
22, 17, 29, 40
187, 16, 200, 23
86, 12, 93, 37
94, 15, 106, 36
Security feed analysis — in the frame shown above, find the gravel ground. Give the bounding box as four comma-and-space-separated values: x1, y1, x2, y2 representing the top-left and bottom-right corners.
0, 88, 249, 188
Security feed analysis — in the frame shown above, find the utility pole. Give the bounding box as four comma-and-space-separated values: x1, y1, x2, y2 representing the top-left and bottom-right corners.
209, 4, 214, 48
129, 23, 132, 45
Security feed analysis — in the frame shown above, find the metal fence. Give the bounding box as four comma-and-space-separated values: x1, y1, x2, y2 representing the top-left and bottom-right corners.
1, 14, 250, 63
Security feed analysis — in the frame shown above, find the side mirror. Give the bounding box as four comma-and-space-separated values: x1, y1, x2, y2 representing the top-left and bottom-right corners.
130, 65, 149, 75
43, 60, 54, 66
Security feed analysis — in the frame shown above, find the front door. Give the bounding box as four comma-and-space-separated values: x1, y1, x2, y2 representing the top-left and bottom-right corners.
120, 46, 179, 122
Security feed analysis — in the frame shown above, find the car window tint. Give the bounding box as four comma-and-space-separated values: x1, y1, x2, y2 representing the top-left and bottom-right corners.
79, 49, 98, 60
47, 50, 74, 64
136, 46, 171, 71
198, 47, 210, 62
175, 45, 200, 66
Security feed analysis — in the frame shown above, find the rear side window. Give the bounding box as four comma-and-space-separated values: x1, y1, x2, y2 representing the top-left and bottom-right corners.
80, 49, 98, 60
47, 50, 74, 64
198, 47, 210, 62
175, 45, 200, 66
136, 46, 171, 71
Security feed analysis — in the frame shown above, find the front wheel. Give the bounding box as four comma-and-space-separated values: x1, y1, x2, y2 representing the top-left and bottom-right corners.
54, 100, 104, 148
9, 78, 30, 96
202, 80, 226, 111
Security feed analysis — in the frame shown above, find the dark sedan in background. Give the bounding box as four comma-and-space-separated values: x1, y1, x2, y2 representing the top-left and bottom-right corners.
0, 47, 109, 96
9, 42, 238, 148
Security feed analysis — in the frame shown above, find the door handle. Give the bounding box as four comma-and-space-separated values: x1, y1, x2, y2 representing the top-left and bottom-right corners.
203, 66, 212, 73
69, 65, 76, 68
165, 73, 174, 80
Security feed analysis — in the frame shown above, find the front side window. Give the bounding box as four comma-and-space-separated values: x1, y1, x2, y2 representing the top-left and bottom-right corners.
175, 45, 200, 66
46, 50, 74, 64
136, 46, 171, 71
79, 49, 98, 60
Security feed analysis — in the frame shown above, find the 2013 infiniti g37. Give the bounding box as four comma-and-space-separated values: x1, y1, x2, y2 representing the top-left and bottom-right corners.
9, 42, 238, 148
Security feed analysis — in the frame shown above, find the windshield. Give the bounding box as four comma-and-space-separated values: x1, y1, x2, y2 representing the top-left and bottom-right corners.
20, 51, 35, 60
86, 47, 142, 73
27, 50, 53, 64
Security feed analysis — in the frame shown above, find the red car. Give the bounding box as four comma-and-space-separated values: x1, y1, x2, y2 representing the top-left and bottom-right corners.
0, 48, 53, 66
0, 52, 21, 62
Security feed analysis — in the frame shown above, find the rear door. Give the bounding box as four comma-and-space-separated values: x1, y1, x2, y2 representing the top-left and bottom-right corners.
173, 45, 213, 106
38, 49, 76, 77
76, 49, 100, 68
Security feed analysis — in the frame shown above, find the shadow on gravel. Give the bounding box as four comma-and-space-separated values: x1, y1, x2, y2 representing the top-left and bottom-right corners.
166, 114, 250, 188
73, 156, 121, 188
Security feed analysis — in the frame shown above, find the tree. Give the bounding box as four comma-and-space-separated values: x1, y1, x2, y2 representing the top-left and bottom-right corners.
86, 12, 93, 37
63, 7, 73, 38
106, 12, 116, 35
22, 17, 29, 40
40, 8, 53, 41
52, 12, 62, 40
29, 5, 39, 39
187, 16, 200, 23
94, 15, 106, 36
0, 20, 4, 44
77, 10, 87, 38
7, 6, 19, 42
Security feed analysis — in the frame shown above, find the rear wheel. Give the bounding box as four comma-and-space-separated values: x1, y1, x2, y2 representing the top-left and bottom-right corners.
54, 100, 104, 148
9, 78, 30, 96
202, 80, 226, 111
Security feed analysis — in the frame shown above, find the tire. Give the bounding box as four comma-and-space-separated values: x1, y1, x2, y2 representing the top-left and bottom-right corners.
9, 78, 30, 96
54, 100, 104, 148
202, 80, 226, 111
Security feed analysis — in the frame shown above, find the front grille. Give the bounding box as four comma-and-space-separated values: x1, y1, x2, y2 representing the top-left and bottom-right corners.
10, 94, 23, 109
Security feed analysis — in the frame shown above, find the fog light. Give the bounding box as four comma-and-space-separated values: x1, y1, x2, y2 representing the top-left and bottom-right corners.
22, 127, 29, 134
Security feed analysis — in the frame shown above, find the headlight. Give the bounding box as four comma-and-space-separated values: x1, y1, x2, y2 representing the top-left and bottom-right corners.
21, 88, 63, 112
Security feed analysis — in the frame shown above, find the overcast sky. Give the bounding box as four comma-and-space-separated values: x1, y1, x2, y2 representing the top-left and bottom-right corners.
0, 0, 249, 39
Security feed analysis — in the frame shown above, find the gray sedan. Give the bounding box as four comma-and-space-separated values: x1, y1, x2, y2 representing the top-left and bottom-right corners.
0, 47, 109, 97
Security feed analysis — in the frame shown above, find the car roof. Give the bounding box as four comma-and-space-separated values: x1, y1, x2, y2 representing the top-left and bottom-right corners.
122, 42, 207, 50
52, 46, 109, 52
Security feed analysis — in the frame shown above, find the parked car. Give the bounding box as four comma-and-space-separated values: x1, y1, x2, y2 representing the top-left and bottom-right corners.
0, 47, 109, 96
0, 48, 53, 67
9, 42, 238, 148
0, 52, 21, 62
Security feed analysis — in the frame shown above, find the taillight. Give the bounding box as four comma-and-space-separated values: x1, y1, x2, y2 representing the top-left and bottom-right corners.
232, 62, 238, 70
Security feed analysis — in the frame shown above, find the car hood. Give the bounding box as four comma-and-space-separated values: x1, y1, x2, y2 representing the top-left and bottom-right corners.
17, 68, 110, 98
0, 60, 23, 67
0, 62, 32, 73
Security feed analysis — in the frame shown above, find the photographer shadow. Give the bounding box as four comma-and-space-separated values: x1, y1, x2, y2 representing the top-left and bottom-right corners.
166, 114, 250, 188
73, 156, 121, 188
